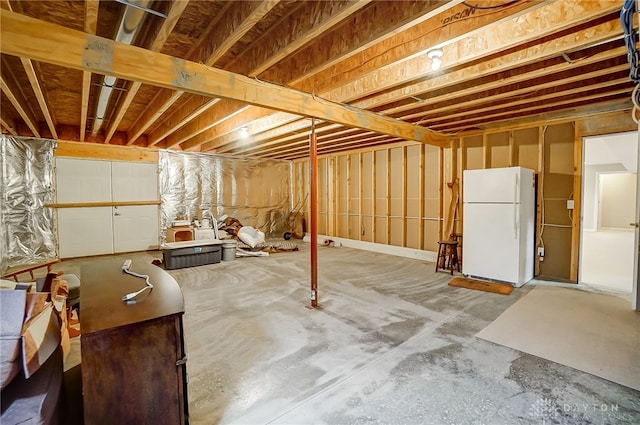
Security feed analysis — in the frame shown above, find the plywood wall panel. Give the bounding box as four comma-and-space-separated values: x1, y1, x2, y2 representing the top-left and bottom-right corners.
488, 132, 510, 168
390, 217, 403, 246
337, 155, 348, 212
375, 217, 387, 244
348, 153, 360, 213
337, 214, 349, 238
375, 150, 388, 215
362, 152, 373, 215
544, 123, 575, 198
406, 145, 420, 218
362, 216, 373, 242
463, 135, 483, 170
406, 218, 420, 249
423, 220, 439, 252
389, 147, 403, 217
349, 215, 360, 240
318, 212, 328, 235
538, 226, 572, 280
514, 127, 539, 171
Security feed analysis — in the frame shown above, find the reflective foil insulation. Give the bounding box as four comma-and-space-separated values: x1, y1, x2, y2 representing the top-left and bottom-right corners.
0, 135, 57, 274
159, 150, 292, 242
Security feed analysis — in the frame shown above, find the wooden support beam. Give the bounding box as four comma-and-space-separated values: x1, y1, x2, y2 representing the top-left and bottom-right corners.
0, 11, 442, 145
20, 58, 57, 138
56, 139, 158, 162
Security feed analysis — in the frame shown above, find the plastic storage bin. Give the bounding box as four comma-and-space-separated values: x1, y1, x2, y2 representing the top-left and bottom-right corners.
162, 240, 223, 270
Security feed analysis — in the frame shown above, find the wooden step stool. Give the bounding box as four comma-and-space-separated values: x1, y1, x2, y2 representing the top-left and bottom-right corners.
435, 240, 460, 275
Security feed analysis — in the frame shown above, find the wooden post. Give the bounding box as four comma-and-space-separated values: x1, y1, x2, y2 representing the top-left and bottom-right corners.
309, 121, 319, 308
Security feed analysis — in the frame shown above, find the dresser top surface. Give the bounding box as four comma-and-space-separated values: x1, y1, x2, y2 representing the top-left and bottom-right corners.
80, 259, 184, 334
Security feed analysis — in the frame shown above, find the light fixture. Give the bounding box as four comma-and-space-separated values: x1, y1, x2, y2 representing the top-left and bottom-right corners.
240, 126, 249, 138
427, 48, 444, 71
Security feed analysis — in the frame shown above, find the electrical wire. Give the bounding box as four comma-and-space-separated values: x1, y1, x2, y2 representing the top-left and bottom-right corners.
620, 0, 640, 122
122, 268, 153, 302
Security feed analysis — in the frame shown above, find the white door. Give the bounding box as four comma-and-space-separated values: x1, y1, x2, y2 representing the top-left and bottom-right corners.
58, 207, 114, 258
580, 132, 638, 298
112, 205, 159, 253
463, 203, 520, 283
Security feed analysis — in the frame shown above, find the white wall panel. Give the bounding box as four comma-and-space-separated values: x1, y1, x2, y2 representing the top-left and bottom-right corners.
57, 207, 113, 258
56, 158, 111, 203
111, 161, 158, 202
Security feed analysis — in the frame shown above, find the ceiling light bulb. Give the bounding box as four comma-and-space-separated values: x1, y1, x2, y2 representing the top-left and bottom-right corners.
240, 127, 249, 138
427, 48, 444, 71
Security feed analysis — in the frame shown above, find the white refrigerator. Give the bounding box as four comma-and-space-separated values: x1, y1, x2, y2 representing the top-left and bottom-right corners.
462, 166, 536, 287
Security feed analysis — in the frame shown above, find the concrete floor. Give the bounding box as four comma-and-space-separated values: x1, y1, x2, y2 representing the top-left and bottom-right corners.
58, 242, 640, 424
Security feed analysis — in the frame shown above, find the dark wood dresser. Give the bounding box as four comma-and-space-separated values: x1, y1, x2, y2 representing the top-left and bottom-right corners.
80, 259, 189, 425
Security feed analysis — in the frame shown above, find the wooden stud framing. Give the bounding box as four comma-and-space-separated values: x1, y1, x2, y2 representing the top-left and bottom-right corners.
358, 152, 364, 241
535, 125, 545, 277
418, 144, 425, 250
386, 149, 392, 245
372, 149, 377, 243
438, 147, 444, 241
346, 154, 351, 239
570, 123, 582, 282
402, 146, 408, 247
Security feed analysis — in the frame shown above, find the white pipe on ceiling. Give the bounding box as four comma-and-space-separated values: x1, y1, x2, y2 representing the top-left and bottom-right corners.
91, 0, 151, 135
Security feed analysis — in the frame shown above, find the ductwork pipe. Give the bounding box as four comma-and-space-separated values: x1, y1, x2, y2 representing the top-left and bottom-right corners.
91, 0, 151, 135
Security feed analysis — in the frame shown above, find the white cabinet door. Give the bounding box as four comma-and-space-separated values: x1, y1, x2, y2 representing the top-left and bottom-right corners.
57, 207, 114, 258
56, 158, 112, 203
111, 161, 158, 202
112, 205, 159, 253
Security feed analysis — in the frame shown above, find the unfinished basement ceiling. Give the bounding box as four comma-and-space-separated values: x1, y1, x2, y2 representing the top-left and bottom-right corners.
0, 0, 635, 160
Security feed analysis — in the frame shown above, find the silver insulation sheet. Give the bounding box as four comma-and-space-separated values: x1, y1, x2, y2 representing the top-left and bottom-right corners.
0, 135, 57, 274
159, 150, 292, 241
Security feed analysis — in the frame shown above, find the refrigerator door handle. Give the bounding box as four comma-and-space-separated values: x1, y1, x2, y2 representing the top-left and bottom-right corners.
513, 203, 518, 238
513, 174, 519, 238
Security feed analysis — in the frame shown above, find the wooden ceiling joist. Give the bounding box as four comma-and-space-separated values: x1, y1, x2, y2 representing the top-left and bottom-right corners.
19, 57, 57, 138
329, 1, 623, 105
0, 58, 40, 137
189, 0, 621, 155
132, 0, 279, 146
